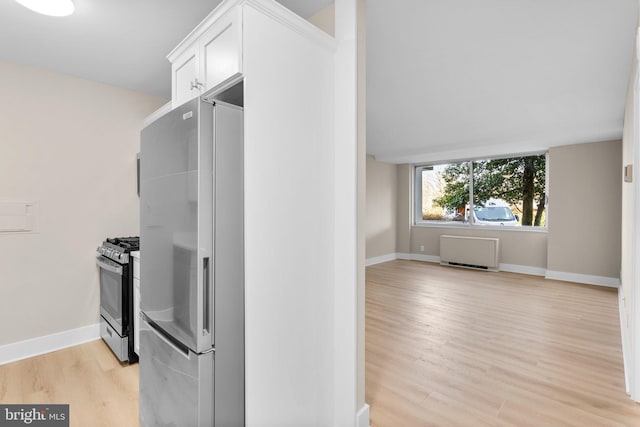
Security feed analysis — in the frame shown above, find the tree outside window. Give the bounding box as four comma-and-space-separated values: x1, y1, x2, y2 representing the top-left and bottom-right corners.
415, 154, 547, 227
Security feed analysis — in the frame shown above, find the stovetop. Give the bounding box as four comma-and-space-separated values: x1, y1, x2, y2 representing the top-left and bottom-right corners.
106, 236, 140, 252
98, 236, 139, 264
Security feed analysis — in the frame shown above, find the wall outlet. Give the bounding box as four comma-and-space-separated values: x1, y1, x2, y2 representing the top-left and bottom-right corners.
419, 245, 424, 252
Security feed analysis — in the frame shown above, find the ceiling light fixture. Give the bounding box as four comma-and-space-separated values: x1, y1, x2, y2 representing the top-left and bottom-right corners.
15, 0, 74, 17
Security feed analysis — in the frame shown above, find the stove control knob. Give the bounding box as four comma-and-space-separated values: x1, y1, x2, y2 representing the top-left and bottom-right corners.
114, 252, 121, 261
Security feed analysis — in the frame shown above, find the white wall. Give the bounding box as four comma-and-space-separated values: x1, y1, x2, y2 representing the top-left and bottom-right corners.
0, 59, 166, 346
621, 25, 637, 344
355, 0, 367, 417
311, 2, 369, 420
620, 12, 638, 398
410, 226, 548, 271
366, 155, 397, 259
396, 164, 412, 254
547, 141, 622, 280
242, 5, 336, 425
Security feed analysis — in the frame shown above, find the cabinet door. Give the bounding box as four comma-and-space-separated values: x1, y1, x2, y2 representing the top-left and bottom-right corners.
172, 45, 200, 108
201, 9, 242, 93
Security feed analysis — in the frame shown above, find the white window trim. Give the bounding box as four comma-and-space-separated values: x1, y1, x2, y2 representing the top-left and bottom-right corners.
413, 152, 549, 231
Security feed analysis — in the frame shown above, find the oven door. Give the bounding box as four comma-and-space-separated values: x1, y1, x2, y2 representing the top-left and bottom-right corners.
97, 254, 125, 335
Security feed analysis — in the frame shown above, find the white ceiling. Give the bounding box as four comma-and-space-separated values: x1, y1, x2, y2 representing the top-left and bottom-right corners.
1, 1, 637, 163
0, 0, 332, 99
367, 0, 639, 163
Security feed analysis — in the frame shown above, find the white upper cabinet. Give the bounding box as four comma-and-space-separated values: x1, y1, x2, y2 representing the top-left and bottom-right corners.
168, 6, 242, 108
201, 9, 242, 93
172, 45, 200, 107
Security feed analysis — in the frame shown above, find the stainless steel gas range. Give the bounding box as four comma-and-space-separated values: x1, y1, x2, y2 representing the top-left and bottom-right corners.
96, 236, 139, 363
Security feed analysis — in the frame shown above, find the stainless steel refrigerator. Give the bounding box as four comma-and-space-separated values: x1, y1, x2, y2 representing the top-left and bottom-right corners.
139, 97, 244, 427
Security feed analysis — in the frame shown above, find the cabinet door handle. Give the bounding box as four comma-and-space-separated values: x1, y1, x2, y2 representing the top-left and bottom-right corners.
190, 78, 204, 91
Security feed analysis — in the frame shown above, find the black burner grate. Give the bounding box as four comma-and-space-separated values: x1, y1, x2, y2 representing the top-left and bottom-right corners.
106, 236, 140, 252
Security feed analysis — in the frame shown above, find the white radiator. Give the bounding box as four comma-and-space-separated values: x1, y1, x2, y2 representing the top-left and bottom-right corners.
439, 235, 499, 271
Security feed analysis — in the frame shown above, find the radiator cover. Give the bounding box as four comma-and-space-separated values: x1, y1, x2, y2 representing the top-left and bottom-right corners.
439, 235, 499, 271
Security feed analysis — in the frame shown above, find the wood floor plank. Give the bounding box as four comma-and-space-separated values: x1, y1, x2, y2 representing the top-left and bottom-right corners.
0, 340, 139, 427
366, 260, 640, 427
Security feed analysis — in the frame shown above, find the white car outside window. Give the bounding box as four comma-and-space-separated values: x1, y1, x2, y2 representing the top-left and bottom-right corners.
470, 199, 519, 226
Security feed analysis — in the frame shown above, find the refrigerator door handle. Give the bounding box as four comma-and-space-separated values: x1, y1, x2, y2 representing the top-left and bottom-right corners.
203, 257, 210, 335
143, 314, 191, 359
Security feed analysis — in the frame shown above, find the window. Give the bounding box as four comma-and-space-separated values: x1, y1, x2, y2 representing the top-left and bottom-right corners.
415, 154, 548, 228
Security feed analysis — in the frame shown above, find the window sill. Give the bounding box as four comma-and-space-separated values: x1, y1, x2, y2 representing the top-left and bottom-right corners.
412, 222, 548, 233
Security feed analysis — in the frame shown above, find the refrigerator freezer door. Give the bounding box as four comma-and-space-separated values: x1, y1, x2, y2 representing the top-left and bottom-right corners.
140, 98, 214, 354
139, 319, 214, 427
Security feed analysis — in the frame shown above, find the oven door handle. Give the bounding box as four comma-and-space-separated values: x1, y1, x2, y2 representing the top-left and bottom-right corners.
96, 255, 123, 275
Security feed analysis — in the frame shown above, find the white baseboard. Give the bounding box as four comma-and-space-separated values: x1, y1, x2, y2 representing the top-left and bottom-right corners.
356, 403, 370, 427
392, 253, 545, 273
366, 252, 441, 266
619, 288, 631, 395
370, 254, 621, 288
395, 252, 441, 263
0, 323, 100, 365
410, 253, 441, 263
365, 253, 398, 266
500, 263, 546, 276
545, 270, 620, 288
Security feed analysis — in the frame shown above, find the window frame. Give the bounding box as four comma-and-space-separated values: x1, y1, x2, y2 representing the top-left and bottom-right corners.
413, 152, 549, 231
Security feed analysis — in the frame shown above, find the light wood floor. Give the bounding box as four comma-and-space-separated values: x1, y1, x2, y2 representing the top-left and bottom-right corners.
0, 340, 139, 427
366, 260, 640, 427
1, 260, 639, 426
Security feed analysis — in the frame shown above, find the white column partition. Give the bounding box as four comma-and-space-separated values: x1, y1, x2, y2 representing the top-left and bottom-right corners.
334, 0, 360, 425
